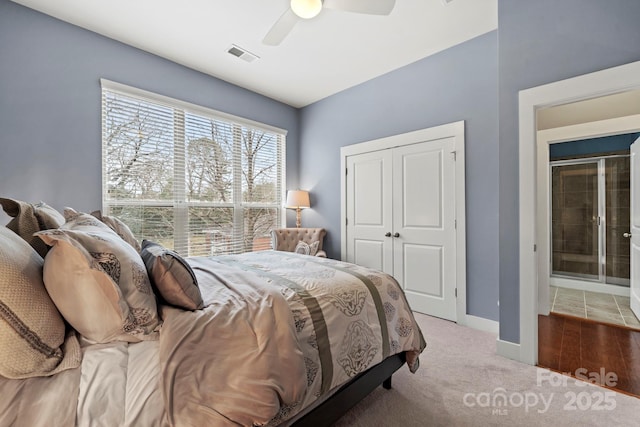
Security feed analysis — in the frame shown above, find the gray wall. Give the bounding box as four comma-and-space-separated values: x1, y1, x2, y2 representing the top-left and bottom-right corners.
299, 32, 500, 321
6, 0, 640, 333
0, 0, 300, 224
498, 0, 640, 343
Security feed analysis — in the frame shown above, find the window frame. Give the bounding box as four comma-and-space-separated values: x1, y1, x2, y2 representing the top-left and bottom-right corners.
100, 79, 287, 255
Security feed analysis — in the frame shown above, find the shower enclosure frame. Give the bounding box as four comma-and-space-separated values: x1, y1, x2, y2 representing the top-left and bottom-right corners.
549, 154, 630, 290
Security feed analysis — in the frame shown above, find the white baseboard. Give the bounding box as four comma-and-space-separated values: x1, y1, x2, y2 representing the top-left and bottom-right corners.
496, 338, 521, 361
463, 315, 499, 335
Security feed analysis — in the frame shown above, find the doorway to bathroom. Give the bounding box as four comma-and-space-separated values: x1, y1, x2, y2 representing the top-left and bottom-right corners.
548, 133, 640, 329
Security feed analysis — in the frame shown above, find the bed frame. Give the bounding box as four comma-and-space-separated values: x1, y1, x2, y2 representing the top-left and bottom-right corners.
291, 352, 406, 426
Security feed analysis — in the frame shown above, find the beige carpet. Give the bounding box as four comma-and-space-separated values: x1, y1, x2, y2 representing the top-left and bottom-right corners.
333, 312, 640, 426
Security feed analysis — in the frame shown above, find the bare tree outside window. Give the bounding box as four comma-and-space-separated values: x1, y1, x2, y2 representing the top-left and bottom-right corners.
185, 119, 233, 203
104, 94, 174, 200
102, 86, 284, 256
242, 128, 279, 252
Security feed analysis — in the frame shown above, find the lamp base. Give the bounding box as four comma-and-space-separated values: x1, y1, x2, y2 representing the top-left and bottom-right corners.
296, 208, 302, 228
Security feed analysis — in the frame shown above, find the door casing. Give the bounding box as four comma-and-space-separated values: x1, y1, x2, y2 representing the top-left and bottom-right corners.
517, 60, 640, 365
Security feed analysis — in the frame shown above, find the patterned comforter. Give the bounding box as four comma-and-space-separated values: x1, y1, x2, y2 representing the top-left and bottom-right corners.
0, 251, 425, 427
160, 251, 426, 426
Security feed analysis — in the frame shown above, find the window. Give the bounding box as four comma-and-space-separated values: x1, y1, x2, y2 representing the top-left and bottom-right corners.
101, 80, 286, 256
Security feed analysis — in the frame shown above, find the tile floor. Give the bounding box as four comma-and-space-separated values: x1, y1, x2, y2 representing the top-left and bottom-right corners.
550, 285, 640, 329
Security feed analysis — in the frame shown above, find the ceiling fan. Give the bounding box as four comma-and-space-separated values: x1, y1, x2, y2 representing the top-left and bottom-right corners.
263, 0, 396, 46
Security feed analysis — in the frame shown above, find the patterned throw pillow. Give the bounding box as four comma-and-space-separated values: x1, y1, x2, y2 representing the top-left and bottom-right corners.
140, 240, 204, 310
0, 198, 65, 257
294, 240, 319, 256
91, 210, 141, 252
0, 226, 81, 378
35, 211, 160, 343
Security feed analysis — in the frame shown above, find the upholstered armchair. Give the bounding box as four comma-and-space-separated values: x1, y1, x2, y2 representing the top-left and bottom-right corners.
271, 228, 327, 257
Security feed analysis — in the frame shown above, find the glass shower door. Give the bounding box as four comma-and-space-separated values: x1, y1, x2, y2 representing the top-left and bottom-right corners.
551, 156, 631, 285
605, 157, 631, 286
551, 161, 600, 280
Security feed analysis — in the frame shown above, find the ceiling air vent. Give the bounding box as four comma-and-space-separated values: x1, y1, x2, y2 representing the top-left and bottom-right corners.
227, 45, 259, 63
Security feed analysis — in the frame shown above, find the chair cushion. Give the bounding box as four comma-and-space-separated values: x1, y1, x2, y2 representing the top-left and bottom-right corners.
294, 240, 319, 256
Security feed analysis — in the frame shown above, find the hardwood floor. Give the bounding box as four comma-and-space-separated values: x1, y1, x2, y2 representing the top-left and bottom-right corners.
538, 313, 640, 397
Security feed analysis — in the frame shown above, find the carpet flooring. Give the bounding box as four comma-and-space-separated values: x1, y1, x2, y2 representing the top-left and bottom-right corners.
333, 312, 640, 426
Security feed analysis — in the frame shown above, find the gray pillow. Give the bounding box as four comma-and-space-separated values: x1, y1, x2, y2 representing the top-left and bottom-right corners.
141, 240, 204, 310
0, 226, 81, 378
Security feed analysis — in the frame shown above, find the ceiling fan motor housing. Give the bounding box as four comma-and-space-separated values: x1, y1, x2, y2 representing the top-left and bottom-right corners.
290, 0, 323, 19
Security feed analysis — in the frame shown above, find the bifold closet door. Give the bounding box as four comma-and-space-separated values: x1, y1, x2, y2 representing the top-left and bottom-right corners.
392, 139, 457, 321
345, 138, 458, 321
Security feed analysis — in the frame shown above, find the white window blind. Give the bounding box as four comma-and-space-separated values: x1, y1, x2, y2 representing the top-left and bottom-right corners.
101, 80, 286, 256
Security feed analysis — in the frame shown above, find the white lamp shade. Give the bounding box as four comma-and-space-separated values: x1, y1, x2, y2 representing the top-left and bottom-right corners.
286, 190, 310, 209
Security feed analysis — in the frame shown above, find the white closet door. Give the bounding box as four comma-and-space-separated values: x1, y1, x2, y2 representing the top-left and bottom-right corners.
392, 138, 457, 321
345, 150, 393, 274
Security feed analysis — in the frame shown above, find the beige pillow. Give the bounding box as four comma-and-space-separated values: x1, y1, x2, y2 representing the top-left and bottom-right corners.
294, 240, 319, 256
91, 210, 141, 252
140, 240, 204, 310
0, 226, 81, 379
0, 198, 65, 257
36, 212, 160, 343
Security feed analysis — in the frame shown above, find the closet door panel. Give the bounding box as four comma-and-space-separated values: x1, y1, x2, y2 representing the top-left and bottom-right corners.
402, 149, 442, 228
404, 244, 443, 297
345, 150, 393, 274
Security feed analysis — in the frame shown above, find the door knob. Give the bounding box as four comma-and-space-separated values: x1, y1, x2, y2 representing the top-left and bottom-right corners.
393, 232, 400, 238
624, 232, 632, 238
385, 232, 391, 237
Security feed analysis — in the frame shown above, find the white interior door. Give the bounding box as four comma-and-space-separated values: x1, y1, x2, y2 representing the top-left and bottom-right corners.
393, 139, 457, 321
630, 138, 640, 319
345, 150, 393, 273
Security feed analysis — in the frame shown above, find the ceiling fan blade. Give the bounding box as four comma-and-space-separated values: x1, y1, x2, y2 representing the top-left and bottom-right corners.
323, 0, 396, 15
263, 8, 300, 46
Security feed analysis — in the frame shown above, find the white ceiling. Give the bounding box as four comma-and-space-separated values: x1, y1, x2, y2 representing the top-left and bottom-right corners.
538, 89, 640, 130
12, 0, 497, 108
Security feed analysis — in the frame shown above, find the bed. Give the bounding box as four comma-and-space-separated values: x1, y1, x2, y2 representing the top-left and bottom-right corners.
0, 199, 426, 426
